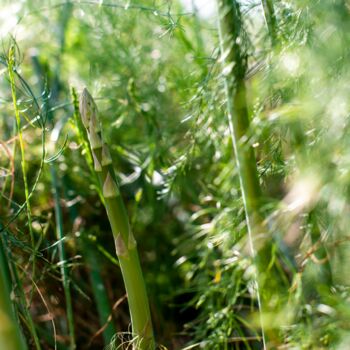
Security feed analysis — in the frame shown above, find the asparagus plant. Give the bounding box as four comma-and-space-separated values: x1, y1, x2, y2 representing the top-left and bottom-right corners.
260, 0, 278, 45
72, 87, 118, 345
216, 0, 264, 253
216, 0, 267, 347
79, 88, 154, 350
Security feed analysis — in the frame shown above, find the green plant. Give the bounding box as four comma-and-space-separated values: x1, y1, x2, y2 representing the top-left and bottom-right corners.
1, 0, 350, 348
0, 235, 27, 350
79, 88, 154, 350
261, 0, 277, 45
6, 46, 42, 350
216, 0, 267, 346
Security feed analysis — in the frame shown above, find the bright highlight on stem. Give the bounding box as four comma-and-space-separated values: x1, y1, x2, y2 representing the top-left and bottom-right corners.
79, 88, 155, 350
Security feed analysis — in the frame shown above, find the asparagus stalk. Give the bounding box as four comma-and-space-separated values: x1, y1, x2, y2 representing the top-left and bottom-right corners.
79, 88, 154, 350
216, 0, 263, 244
216, 0, 267, 348
72, 87, 118, 345
260, 0, 278, 46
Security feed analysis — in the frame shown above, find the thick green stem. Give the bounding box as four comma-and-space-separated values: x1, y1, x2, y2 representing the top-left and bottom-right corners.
79, 89, 154, 350
0, 235, 27, 350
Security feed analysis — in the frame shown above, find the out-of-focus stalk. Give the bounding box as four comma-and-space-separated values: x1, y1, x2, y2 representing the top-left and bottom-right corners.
216, 0, 264, 251
79, 88, 154, 350
261, 0, 277, 45
216, 1, 266, 348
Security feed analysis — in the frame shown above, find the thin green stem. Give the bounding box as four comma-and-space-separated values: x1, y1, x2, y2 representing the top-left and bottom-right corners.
31, 50, 76, 349
79, 89, 154, 350
82, 236, 116, 344
8, 47, 42, 350
51, 165, 76, 350
7, 47, 37, 298
33, 9, 75, 346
